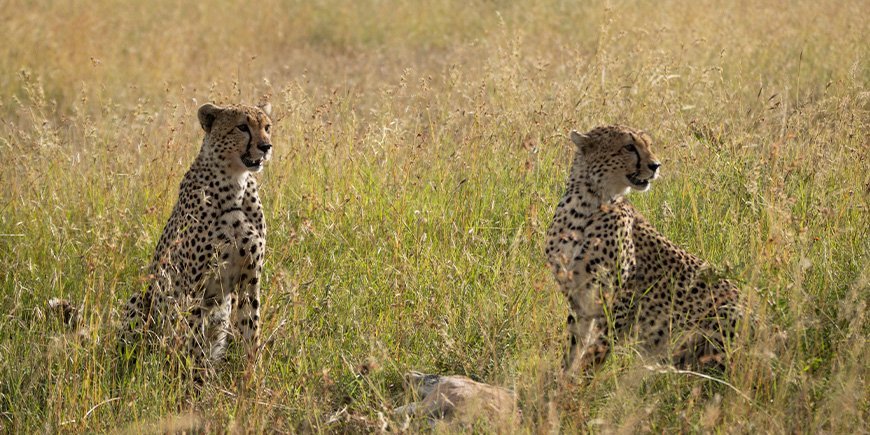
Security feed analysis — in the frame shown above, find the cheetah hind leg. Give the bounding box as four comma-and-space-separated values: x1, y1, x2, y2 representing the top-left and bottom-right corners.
120, 273, 172, 347
120, 291, 148, 348
672, 329, 728, 372
116, 280, 174, 380
118, 280, 171, 363
673, 303, 740, 371
116, 291, 149, 377
186, 295, 233, 385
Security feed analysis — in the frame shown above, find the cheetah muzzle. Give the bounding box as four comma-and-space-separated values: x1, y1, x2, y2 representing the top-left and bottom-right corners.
626, 172, 651, 190
241, 154, 266, 171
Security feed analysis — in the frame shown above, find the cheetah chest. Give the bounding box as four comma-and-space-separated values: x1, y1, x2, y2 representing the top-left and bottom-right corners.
547, 200, 635, 282
202, 207, 265, 299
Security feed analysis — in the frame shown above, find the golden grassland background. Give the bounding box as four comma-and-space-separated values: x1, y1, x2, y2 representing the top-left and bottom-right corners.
0, 0, 867, 432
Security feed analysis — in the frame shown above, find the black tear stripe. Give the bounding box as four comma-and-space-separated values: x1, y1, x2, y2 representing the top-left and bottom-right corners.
629, 132, 642, 172
633, 148, 642, 172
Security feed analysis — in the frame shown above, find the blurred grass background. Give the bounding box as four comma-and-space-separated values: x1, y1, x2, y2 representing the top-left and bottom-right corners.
0, 0, 867, 432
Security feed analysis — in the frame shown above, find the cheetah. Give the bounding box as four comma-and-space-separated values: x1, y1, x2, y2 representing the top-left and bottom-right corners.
122, 103, 273, 380
545, 125, 742, 375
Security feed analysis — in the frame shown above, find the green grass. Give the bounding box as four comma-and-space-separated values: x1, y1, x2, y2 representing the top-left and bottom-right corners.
1, 0, 867, 432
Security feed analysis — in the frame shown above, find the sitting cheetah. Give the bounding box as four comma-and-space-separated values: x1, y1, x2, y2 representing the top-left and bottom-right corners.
123, 103, 273, 380
545, 125, 742, 375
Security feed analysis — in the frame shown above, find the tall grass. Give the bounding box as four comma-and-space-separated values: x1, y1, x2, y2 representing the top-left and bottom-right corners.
0, 0, 867, 432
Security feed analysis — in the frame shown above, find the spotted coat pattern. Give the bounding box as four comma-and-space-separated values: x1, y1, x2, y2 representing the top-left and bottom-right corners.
122, 103, 273, 380
546, 125, 741, 374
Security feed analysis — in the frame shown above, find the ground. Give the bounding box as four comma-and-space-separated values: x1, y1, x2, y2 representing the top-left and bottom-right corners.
0, 0, 867, 432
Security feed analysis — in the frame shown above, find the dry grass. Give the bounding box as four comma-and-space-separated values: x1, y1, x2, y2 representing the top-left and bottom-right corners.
0, 0, 867, 432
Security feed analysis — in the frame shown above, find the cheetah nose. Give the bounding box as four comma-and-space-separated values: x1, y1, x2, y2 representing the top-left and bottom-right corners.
257, 143, 272, 153
648, 162, 661, 171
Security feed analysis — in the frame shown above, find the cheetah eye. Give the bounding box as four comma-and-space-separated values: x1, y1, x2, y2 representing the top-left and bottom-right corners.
237, 124, 250, 133
624, 143, 637, 153
264, 124, 271, 133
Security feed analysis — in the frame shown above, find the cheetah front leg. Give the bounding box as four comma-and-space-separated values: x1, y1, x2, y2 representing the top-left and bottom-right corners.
562, 278, 611, 376
231, 231, 264, 358
183, 230, 247, 382
232, 272, 261, 358
186, 292, 233, 383
564, 312, 610, 375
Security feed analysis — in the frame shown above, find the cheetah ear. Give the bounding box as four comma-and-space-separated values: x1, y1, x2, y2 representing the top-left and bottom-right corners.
570, 130, 592, 151
197, 103, 223, 133
258, 102, 272, 116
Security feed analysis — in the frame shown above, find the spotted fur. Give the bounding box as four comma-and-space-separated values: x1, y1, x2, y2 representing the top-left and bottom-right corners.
122, 103, 273, 381
546, 125, 741, 374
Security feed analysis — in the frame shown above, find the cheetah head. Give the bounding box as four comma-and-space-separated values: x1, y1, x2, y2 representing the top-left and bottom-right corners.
570, 125, 661, 199
197, 102, 273, 173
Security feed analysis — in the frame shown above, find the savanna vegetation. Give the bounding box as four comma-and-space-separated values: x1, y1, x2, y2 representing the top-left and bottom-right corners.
0, 0, 867, 432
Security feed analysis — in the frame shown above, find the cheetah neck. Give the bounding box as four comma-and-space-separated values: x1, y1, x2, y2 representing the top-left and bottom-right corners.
566, 155, 620, 209
190, 151, 253, 198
